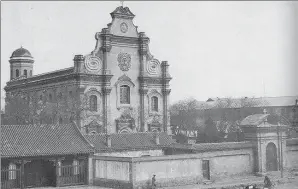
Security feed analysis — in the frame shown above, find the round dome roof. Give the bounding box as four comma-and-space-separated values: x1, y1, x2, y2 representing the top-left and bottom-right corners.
10, 47, 33, 58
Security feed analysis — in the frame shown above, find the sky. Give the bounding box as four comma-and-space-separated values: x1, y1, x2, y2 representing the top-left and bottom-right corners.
1, 1, 297, 110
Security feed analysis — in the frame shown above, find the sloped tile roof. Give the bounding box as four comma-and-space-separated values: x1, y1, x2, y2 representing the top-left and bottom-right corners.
84, 132, 175, 152
169, 141, 254, 152
1, 124, 94, 158
240, 114, 269, 126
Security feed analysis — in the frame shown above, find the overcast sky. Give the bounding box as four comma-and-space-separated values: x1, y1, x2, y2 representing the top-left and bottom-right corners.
1, 1, 297, 109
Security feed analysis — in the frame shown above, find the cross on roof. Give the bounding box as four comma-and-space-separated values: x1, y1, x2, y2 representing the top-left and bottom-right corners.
120, 1, 124, 7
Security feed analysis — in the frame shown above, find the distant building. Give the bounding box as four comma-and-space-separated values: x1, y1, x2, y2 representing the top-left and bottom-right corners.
201, 96, 298, 127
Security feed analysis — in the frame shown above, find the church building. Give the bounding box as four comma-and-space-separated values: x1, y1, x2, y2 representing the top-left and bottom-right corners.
4, 6, 172, 135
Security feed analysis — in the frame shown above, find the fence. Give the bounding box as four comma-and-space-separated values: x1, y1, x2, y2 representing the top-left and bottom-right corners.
59, 164, 86, 186
1, 168, 21, 189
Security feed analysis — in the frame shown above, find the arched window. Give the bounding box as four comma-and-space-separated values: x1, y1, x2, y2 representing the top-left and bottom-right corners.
16, 69, 19, 77
69, 91, 73, 97
120, 85, 130, 104
11, 70, 13, 79
49, 94, 52, 101
89, 95, 97, 112
151, 96, 158, 112
24, 70, 27, 77
40, 95, 43, 101
30, 70, 32, 76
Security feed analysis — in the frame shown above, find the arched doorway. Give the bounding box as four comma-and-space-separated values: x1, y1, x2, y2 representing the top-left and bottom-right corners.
266, 142, 278, 171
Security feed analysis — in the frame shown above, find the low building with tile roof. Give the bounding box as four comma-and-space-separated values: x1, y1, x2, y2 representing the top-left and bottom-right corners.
1, 123, 94, 188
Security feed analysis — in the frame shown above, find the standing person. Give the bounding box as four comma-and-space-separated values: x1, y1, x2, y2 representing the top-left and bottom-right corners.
152, 174, 156, 189
264, 176, 272, 189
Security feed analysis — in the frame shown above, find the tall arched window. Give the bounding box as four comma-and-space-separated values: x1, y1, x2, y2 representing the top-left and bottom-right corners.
16, 69, 19, 77
90, 95, 97, 112
24, 70, 27, 77
30, 70, 32, 76
151, 96, 158, 112
120, 85, 130, 104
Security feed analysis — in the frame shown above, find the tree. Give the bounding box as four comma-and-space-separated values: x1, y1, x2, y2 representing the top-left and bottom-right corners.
170, 98, 204, 134
203, 117, 220, 143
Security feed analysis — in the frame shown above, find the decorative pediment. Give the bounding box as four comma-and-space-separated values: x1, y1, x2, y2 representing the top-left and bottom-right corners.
147, 89, 162, 97
114, 74, 135, 87
110, 6, 135, 19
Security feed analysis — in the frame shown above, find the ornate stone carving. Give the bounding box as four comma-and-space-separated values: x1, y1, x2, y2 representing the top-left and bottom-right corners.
162, 89, 171, 95
102, 87, 112, 95
117, 53, 131, 71
120, 22, 128, 33
84, 55, 102, 73
139, 88, 148, 95
147, 59, 161, 75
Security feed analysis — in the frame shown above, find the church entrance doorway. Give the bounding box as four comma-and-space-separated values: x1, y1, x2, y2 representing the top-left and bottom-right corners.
266, 142, 278, 172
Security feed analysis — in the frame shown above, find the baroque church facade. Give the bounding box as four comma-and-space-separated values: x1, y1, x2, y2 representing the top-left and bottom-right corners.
4, 6, 172, 134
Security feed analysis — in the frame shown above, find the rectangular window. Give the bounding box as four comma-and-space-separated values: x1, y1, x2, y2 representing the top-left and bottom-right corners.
8, 163, 16, 180
73, 160, 79, 175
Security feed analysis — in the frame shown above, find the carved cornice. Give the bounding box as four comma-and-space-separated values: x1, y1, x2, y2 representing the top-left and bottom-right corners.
138, 76, 171, 85
100, 30, 112, 52
110, 6, 135, 19
139, 88, 148, 95
102, 87, 112, 95
4, 73, 113, 92
162, 89, 171, 95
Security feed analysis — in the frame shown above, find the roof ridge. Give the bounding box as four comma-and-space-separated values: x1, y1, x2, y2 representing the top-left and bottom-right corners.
70, 122, 95, 149
26, 67, 74, 78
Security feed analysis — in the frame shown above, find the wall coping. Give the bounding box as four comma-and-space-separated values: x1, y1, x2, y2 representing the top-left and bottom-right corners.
93, 148, 253, 163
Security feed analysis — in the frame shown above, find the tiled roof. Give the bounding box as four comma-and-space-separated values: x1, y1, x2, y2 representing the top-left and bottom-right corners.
197, 96, 298, 110
169, 141, 254, 152
1, 124, 94, 158
240, 114, 269, 126
84, 132, 175, 152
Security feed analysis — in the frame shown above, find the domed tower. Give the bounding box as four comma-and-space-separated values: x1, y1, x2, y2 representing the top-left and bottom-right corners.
9, 47, 34, 80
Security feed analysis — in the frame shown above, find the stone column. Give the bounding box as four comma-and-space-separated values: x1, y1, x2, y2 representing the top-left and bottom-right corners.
139, 32, 149, 132
161, 61, 171, 132
55, 158, 62, 187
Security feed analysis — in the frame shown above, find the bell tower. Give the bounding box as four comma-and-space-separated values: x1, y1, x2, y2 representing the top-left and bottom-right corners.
9, 47, 34, 80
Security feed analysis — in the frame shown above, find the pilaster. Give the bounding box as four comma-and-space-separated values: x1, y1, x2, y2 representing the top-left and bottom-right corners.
139, 32, 149, 132
139, 88, 148, 132
161, 61, 171, 132
102, 87, 112, 134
